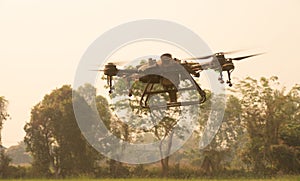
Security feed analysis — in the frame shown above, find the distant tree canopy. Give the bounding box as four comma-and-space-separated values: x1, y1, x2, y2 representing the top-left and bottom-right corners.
5, 141, 32, 165
233, 77, 300, 174
109, 70, 202, 177
185, 76, 300, 175
0, 96, 10, 178
98, 75, 300, 176
192, 94, 243, 175
20, 77, 300, 178
0, 96, 9, 145
24, 85, 109, 177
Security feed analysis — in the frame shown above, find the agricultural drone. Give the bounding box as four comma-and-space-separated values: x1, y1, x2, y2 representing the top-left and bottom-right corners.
96, 51, 262, 108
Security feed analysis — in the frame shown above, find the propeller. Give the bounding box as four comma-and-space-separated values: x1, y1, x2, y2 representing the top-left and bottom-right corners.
230, 53, 264, 61
89, 69, 104, 71
111, 61, 131, 66
183, 49, 247, 60
90, 61, 129, 68
184, 54, 214, 60
221, 49, 247, 55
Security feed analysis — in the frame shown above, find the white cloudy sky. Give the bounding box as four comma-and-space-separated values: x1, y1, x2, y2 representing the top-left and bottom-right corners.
0, 0, 300, 147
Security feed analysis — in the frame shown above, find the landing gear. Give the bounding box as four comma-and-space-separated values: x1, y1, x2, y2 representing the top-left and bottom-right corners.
226, 70, 233, 87
139, 75, 206, 109
218, 72, 225, 84
219, 70, 234, 87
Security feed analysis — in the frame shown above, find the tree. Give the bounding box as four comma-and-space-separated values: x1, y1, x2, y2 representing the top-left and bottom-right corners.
273, 84, 300, 173
24, 85, 99, 177
234, 77, 300, 174
0, 152, 11, 178
0, 96, 10, 178
0, 96, 9, 145
108, 63, 195, 177
75, 83, 114, 177
189, 93, 243, 175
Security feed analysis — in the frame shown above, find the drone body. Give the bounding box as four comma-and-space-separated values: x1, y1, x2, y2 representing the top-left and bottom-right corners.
100, 51, 262, 108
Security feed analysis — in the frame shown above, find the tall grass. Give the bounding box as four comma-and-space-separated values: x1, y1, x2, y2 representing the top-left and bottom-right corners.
1, 176, 300, 181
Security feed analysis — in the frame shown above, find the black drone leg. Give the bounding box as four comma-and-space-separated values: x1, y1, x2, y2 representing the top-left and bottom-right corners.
140, 79, 154, 108
144, 83, 154, 104
218, 72, 224, 84
168, 90, 177, 103
190, 74, 206, 103
226, 70, 233, 87
108, 76, 113, 94
128, 78, 136, 97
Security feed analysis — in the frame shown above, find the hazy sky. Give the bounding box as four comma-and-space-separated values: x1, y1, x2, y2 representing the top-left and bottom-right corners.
1, 0, 300, 147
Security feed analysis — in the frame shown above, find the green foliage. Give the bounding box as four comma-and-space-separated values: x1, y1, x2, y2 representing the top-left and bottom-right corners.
10, 77, 300, 178
189, 93, 243, 174
280, 120, 300, 147
0, 151, 11, 178
234, 77, 300, 174
109, 64, 200, 177
1, 177, 300, 180
270, 144, 300, 173
24, 85, 101, 177
0, 96, 11, 178
0, 96, 9, 143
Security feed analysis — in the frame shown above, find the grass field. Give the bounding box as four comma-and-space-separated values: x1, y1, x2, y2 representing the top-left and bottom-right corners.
2, 177, 300, 181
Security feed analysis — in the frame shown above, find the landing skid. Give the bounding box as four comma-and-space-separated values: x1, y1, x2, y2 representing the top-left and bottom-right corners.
139, 75, 206, 109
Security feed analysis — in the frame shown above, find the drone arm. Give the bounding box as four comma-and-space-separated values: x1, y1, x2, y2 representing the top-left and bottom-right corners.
181, 62, 206, 77
103, 64, 139, 94
117, 69, 138, 75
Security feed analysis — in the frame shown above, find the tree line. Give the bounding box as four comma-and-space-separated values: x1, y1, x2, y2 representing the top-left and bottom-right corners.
0, 76, 299, 178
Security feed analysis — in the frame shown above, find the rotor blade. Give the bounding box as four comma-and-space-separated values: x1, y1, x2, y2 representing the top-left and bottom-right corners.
231, 53, 264, 61
183, 49, 247, 60
111, 61, 131, 66
221, 49, 248, 55
89, 69, 105, 71
183, 54, 215, 60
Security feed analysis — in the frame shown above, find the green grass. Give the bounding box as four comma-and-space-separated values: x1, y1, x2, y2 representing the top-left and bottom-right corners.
2, 177, 300, 181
